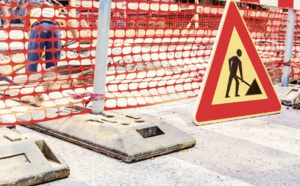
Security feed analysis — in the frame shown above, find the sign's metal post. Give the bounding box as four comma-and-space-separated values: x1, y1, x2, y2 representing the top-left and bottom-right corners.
281, 9, 296, 87
92, 0, 112, 114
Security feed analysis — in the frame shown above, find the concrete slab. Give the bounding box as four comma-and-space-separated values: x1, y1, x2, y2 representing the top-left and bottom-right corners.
273, 84, 293, 100
281, 88, 300, 106
0, 127, 69, 185
25, 111, 196, 162
274, 84, 300, 105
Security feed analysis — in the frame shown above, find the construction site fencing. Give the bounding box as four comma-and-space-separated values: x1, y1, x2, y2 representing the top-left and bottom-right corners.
0, 0, 299, 125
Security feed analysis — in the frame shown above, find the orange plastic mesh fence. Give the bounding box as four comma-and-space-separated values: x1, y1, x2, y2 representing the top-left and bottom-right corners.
0, 0, 297, 125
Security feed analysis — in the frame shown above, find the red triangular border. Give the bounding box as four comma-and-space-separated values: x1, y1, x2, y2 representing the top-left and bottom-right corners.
193, 1, 281, 124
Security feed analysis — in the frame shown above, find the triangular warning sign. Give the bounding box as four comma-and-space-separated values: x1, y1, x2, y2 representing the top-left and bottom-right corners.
193, 0, 281, 125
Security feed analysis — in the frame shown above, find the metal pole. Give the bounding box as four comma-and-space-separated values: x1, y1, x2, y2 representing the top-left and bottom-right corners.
92, 0, 112, 114
281, 9, 296, 87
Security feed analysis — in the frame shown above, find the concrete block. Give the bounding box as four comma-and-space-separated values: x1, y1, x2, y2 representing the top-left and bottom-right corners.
274, 85, 300, 106
292, 95, 300, 109
0, 127, 69, 185
25, 111, 196, 162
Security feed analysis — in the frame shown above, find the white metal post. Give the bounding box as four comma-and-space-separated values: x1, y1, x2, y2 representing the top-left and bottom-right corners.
281, 9, 296, 87
92, 0, 112, 114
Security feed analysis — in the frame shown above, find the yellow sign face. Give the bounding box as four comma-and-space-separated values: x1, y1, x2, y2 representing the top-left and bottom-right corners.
212, 27, 268, 105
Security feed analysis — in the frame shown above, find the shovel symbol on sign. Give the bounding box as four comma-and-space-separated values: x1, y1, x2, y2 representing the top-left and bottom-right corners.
237, 77, 262, 96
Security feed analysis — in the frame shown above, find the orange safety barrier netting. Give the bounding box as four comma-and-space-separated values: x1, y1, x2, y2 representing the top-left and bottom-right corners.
0, 0, 298, 125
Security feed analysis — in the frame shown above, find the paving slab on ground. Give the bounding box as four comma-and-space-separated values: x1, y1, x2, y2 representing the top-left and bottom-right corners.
15, 97, 300, 186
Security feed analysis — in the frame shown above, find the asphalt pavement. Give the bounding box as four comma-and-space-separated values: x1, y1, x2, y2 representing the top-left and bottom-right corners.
16, 97, 300, 186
